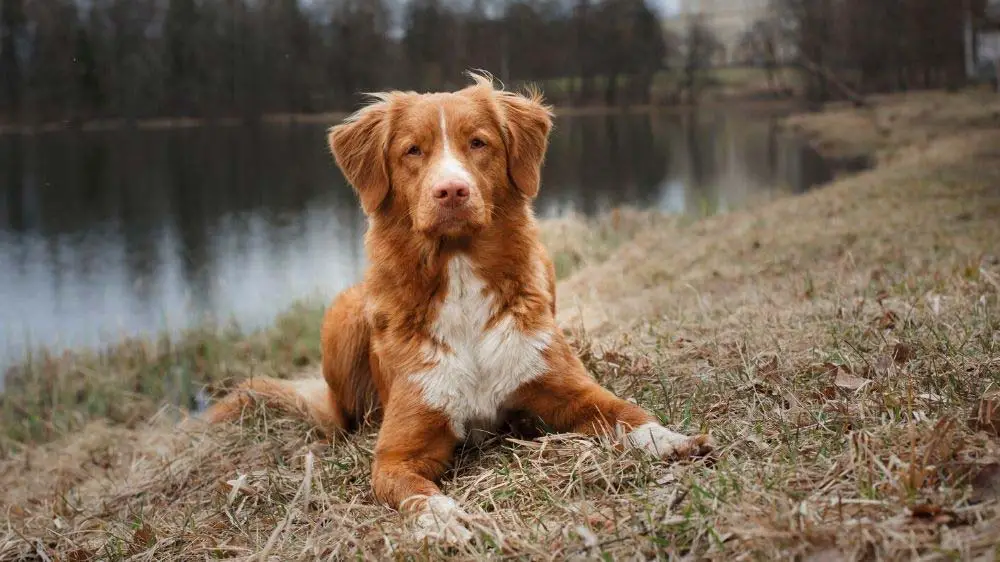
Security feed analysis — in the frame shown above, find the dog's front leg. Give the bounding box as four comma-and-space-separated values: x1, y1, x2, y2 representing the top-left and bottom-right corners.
372, 383, 473, 543
511, 336, 713, 460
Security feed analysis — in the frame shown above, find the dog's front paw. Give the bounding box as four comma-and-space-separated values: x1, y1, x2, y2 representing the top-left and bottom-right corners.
625, 422, 714, 460
407, 494, 475, 544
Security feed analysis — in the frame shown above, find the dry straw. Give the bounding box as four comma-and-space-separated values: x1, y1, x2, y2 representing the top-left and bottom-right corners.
2, 90, 1000, 560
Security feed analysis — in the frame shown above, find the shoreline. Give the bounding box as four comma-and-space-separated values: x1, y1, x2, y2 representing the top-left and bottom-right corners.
2, 88, 999, 560
0, 94, 806, 137
0, 99, 835, 380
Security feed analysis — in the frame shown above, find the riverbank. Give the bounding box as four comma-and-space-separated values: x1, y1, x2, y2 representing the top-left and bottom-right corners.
0, 68, 803, 136
2, 90, 999, 560
0, 97, 800, 136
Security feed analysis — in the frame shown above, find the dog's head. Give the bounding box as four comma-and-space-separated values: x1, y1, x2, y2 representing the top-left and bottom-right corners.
328, 72, 553, 239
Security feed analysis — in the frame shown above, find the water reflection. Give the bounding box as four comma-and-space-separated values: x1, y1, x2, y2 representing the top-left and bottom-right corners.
0, 111, 830, 369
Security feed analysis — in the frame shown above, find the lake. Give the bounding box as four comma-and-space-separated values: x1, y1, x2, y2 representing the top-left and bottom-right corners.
0, 110, 832, 372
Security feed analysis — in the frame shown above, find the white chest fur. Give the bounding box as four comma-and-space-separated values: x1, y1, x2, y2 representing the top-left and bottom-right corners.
410, 256, 553, 440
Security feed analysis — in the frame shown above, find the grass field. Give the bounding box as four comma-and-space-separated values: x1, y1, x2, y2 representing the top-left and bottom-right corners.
1, 90, 999, 561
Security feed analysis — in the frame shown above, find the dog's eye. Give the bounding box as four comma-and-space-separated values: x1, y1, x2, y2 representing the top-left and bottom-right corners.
406, 145, 422, 157
470, 138, 486, 149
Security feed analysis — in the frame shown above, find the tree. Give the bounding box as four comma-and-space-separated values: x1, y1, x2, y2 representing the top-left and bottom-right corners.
73, 21, 103, 117
326, 0, 392, 106
681, 14, 723, 103
590, 0, 667, 105
23, 0, 88, 120
771, 0, 969, 102
402, 0, 453, 90
164, 0, 204, 115
738, 18, 786, 94
0, 0, 972, 124
0, 0, 26, 116
259, 0, 314, 112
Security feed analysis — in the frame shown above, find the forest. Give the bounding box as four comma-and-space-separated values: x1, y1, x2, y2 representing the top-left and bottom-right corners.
0, 0, 989, 124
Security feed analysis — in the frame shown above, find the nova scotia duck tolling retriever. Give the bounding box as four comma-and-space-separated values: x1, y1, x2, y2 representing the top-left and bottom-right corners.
202, 71, 713, 542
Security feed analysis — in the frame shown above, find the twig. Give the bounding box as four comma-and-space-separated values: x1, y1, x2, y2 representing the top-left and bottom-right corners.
798, 56, 868, 108
257, 450, 314, 561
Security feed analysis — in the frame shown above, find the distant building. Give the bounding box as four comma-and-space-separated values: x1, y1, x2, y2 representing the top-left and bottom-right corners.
967, 0, 1000, 83
664, 0, 772, 66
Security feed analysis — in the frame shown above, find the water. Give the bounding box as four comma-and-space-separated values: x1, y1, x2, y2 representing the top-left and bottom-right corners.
0, 110, 831, 371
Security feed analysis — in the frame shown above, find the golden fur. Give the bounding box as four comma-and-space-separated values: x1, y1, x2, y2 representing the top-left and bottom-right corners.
203, 73, 712, 535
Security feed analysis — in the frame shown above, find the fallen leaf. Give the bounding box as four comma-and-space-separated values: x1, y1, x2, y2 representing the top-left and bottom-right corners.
909, 503, 955, 524
875, 355, 894, 374
819, 386, 838, 400
810, 362, 841, 377
65, 549, 96, 562
875, 310, 899, 330
706, 401, 730, 415
128, 523, 156, 555
835, 370, 871, 391
655, 474, 677, 486
970, 463, 1000, 504
891, 342, 914, 364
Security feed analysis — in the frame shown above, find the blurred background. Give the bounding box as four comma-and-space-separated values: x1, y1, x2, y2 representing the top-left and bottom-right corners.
1, 0, 998, 370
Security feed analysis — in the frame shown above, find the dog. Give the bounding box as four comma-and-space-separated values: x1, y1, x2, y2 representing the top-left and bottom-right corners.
203, 72, 713, 542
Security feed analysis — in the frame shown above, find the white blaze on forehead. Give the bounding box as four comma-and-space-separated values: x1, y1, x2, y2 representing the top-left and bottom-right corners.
431, 106, 474, 186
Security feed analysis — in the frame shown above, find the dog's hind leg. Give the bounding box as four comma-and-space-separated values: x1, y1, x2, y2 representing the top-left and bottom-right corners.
320, 284, 378, 429
201, 284, 375, 436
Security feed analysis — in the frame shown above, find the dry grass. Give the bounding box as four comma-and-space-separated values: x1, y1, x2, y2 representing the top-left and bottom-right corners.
2, 91, 1000, 561
539, 208, 670, 280
783, 89, 1000, 168
0, 302, 329, 447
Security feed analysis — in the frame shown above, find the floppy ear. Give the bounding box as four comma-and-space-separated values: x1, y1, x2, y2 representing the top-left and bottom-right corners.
327, 100, 391, 215
496, 89, 554, 199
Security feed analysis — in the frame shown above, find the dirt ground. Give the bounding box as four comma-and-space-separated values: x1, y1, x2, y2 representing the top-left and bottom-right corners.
1, 90, 999, 561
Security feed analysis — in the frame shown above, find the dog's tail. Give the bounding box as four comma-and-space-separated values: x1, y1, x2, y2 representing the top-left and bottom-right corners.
200, 376, 346, 436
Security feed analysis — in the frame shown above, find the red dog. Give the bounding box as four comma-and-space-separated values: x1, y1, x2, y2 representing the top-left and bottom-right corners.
204, 72, 712, 541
